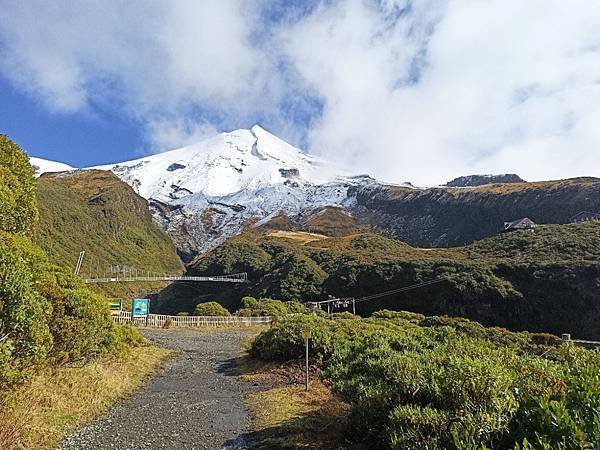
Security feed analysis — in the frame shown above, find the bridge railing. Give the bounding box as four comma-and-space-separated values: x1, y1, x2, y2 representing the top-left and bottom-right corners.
85, 273, 249, 284
113, 311, 272, 328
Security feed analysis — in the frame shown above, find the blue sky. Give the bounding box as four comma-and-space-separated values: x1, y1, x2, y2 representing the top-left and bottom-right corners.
1, 0, 599, 185
0, 75, 144, 166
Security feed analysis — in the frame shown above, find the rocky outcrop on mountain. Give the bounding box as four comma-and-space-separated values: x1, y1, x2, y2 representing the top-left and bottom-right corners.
445, 174, 525, 187
349, 177, 600, 247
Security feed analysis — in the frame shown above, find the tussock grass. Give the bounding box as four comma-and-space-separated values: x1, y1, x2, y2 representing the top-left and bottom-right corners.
247, 382, 343, 427
0, 346, 170, 450
246, 377, 350, 449
266, 230, 328, 244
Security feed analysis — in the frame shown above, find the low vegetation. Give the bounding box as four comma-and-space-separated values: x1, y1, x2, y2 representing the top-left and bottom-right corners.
245, 377, 350, 449
0, 344, 169, 450
235, 296, 306, 317
189, 225, 600, 338
250, 313, 600, 449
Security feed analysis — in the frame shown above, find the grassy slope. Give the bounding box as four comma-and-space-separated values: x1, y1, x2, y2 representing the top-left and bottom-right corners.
0, 345, 170, 450
35, 170, 183, 299
187, 222, 600, 338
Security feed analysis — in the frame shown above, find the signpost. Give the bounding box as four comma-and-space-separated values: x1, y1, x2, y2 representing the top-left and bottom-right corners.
131, 298, 150, 325
301, 328, 311, 391
107, 299, 123, 315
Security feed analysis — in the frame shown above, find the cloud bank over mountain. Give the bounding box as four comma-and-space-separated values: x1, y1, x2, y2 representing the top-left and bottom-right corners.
1, 0, 599, 185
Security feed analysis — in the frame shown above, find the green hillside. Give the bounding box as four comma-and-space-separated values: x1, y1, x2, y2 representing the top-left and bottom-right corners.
0, 135, 143, 388
35, 170, 183, 298
184, 223, 600, 338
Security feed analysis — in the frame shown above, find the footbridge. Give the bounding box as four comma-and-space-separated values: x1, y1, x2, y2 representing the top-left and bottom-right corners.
84, 273, 248, 284
74, 251, 249, 284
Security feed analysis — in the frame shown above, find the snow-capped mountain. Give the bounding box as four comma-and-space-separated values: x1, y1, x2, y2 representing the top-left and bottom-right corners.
94, 125, 344, 201
29, 157, 75, 177
91, 125, 384, 259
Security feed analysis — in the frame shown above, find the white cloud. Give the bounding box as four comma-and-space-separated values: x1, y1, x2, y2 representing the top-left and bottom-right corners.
145, 118, 218, 152
1, 0, 600, 184
281, 0, 600, 184
0, 0, 278, 150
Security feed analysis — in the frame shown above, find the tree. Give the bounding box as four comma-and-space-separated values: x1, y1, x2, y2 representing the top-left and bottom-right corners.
194, 301, 231, 316
0, 135, 38, 233
0, 242, 52, 386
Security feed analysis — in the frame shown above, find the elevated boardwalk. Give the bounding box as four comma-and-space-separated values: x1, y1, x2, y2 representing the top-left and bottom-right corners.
85, 273, 248, 284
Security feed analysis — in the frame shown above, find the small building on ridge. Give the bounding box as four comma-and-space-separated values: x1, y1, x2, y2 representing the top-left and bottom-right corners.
503, 217, 537, 232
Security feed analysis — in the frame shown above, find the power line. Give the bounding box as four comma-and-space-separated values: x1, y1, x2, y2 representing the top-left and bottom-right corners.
354, 278, 446, 304
308, 278, 446, 314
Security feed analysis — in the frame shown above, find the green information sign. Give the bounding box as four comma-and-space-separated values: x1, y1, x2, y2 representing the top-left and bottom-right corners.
108, 299, 122, 311
132, 298, 150, 318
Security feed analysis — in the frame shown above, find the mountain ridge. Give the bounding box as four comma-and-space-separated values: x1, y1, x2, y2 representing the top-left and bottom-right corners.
28, 128, 600, 261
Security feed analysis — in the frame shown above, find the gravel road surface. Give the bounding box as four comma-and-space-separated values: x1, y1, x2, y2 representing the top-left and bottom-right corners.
58, 328, 256, 450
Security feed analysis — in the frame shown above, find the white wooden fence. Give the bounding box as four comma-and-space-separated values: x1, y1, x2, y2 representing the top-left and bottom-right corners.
113, 311, 272, 328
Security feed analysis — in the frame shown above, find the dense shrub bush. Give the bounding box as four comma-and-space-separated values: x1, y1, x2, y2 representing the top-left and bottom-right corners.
0, 242, 51, 386
372, 309, 425, 322
251, 314, 600, 449
235, 296, 306, 317
250, 314, 335, 362
194, 301, 231, 316
0, 135, 38, 233
331, 311, 357, 320
48, 287, 118, 362
264, 252, 327, 300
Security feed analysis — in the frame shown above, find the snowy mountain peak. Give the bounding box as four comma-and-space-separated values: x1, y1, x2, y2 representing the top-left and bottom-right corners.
93, 126, 340, 201
84, 125, 378, 256
30, 126, 380, 257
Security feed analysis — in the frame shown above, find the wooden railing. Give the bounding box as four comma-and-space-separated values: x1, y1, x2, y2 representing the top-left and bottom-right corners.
112, 311, 272, 328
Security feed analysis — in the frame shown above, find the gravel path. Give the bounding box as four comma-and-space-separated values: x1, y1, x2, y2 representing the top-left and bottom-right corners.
58, 328, 256, 450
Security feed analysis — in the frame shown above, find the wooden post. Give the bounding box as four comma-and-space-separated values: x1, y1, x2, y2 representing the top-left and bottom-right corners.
302, 329, 311, 391
305, 335, 309, 391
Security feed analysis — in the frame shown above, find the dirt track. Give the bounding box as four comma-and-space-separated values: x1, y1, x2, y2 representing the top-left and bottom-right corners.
58, 328, 256, 450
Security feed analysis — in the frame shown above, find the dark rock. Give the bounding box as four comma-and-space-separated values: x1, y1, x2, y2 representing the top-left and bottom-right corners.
279, 168, 300, 178
445, 174, 525, 187
166, 163, 186, 172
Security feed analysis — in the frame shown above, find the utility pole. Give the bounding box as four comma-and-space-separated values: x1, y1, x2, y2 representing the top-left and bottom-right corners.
352, 297, 356, 315
74, 251, 85, 275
